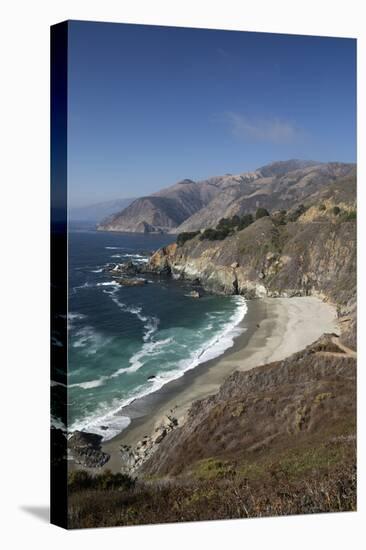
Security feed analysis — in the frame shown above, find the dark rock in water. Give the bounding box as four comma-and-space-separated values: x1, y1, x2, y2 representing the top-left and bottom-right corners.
100, 425, 109, 431
108, 261, 142, 276
186, 290, 201, 298
68, 430, 110, 468
68, 431, 103, 449
117, 278, 147, 287
148, 375, 156, 381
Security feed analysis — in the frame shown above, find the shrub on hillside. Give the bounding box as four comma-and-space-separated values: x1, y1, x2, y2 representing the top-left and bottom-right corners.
238, 213, 254, 230
271, 210, 287, 226
287, 204, 306, 222
177, 231, 200, 246
200, 228, 227, 241
255, 207, 270, 220
342, 210, 356, 222
68, 469, 135, 493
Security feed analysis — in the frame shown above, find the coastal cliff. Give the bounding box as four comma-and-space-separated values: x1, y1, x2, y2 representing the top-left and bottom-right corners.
148, 208, 356, 347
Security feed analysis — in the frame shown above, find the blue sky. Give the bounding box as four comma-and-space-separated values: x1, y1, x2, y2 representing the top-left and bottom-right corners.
67, 21, 356, 207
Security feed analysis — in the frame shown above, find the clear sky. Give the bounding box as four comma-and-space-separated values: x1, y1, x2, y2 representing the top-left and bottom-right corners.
67, 21, 356, 207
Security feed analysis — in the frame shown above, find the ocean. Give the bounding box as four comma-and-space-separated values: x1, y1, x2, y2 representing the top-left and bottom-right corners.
64, 225, 247, 441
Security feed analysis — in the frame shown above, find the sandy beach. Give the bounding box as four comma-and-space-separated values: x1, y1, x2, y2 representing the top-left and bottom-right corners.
100, 296, 338, 472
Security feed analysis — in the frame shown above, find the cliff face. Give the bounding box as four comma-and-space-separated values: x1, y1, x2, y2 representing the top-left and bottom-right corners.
148, 171, 356, 346
149, 217, 356, 336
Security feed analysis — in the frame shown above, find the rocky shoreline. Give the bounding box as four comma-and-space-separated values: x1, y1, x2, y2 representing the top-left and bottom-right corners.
68, 431, 110, 468
119, 412, 179, 473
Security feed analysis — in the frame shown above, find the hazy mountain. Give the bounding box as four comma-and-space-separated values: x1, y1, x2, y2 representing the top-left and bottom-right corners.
97, 160, 355, 234
97, 179, 220, 233
69, 198, 136, 223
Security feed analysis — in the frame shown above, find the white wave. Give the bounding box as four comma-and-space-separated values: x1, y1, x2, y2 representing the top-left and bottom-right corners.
143, 316, 159, 342
107, 292, 159, 341
69, 400, 131, 440
111, 254, 122, 258
112, 337, 173, 377
96, 281, 120, 287
51, 415, 66, 431
69, 294, 247, 441
105, 246, 121, 250
122, 253, 149, 263
51, 335, 63, 348
69, 297, 247, 442
70, 377, 107, 389
67, 312, 87, 330
126, 297, 248, 399
72, 282, 93, 292
90, 268, 103, 273
51, 379, 67, 388
68, 312, 86, 321
72, 326, 111, 355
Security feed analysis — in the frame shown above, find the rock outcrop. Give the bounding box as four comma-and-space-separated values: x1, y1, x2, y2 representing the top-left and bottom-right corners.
119, 414, 179, 473
68, 431, 110, 468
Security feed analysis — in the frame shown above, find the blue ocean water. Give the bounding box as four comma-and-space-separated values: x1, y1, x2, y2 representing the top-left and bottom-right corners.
66, 225, 247, 440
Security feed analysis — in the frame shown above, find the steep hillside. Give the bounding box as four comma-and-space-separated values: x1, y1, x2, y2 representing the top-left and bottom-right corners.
97, 178, 219, 233
175, 161, 354, 232
141, 334, 356, 478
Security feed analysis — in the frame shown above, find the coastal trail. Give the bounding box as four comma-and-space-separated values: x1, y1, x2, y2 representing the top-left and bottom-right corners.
315, 336, 357, 359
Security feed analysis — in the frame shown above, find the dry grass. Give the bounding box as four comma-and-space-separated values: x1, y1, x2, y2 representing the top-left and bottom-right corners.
68, 461, 356, 528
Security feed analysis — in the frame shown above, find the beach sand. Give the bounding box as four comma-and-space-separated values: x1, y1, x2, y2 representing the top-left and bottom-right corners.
99, 296, 338, 473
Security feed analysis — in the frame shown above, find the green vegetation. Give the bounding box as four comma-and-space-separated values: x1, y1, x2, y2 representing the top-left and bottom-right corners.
193, 202, 319, 245
333, 206, 341, 216
192, 458, 235, 480
287, 204, 307, 222
343, 210, 357, 221
200, 227, 226, 241
68, 469, 135, 493
238, 213, 254, 230
255, 207, 270, 220
176, 231, 200, 246
199, 213, 255, 241
271, 209, 287, 226
318, 203, 327, 211
68, 461, 356, 528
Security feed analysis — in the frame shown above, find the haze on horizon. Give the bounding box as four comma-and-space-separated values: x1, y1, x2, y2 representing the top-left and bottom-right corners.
68, 21, 356, 208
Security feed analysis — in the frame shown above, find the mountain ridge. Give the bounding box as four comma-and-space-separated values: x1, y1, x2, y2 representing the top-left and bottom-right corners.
97, 160, 355, 234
